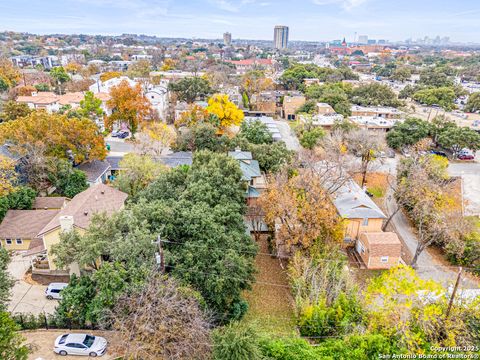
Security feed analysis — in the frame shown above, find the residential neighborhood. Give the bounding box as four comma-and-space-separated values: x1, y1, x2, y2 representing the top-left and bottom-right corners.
0, 1, 480, 359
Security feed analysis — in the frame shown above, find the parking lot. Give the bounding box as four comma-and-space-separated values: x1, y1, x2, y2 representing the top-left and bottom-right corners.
8, 254, 58, 315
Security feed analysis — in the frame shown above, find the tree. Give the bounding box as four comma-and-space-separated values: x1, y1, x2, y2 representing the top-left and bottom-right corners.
50, 66, 70, 94
386, 117, 431, 150
412, 87, 456, 111
99, 71, 122, 82
111, 275, 212, 360
0, 311, 29, 360
351, 83, 402, 108
248, 142, 294, 173
346, 129, 385, 187
64, 62, 82, 74
304, 83, 353, 117
173, 123, 228, 152
296, 100, 317, 115
0, 111, 107, 163
0, 156, 17, 197
0, 186, 36, 222
0, 58, 20, 91
168, 76, 213, 103
50, 160, 88, 198
78, 91, 103, 119
390, 66, 412, 82
127, 59, 152, 78
437, 125, 480, 157
465, 92, 480, 113
174, 104, 212, 128
213, 322, 263, 360
0, 101, 31, 123
239, 120, 273, 144
114, 154, 164, 197
241, 70, 273, 99
0, 248, 13, 311
106, 80, 151, 137
135, 122, 176, 156
260, 171, 343, 255
299, 127, 325, 150
206, 94, 244, 132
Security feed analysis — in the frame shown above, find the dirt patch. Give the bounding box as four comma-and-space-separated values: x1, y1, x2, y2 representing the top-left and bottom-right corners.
353, 172, 391, 198
27, 272, 70, 286
242, 235, 296, 335
22, 329, 121, 360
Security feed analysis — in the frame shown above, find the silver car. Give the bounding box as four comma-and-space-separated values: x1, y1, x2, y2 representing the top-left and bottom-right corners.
54, 333, 107, 357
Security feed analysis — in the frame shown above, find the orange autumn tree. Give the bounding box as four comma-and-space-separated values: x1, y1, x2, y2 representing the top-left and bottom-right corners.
259, 170, 344, 255
107, 80, 150, 137
100, 71, 122, 82
175, 104, 211, 128
0, 111, 106, 163
0, 155, 18, 197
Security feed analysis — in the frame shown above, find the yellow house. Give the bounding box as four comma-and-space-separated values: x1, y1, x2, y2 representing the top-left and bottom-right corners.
0, 210, 59, 251
34, 184, 128, 273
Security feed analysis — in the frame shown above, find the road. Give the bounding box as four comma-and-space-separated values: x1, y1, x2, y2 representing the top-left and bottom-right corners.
385, 187, 478, 288
276, 120, 300, 151
7, 254, 58, 315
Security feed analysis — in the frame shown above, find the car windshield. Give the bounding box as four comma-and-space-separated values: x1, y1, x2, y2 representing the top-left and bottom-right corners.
83, 335, 95, 348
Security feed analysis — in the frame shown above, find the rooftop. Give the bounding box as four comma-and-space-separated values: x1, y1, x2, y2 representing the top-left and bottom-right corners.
33, 197, 68, 210
76, 160, 111, 182
0, 210, 59, 240
333, 179, 386, 219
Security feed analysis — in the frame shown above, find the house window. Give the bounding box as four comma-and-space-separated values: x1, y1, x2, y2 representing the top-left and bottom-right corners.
381, 256, 389, 263
16, 239, 23, 245
5, 239, 12, 245
362, 218, 369, 226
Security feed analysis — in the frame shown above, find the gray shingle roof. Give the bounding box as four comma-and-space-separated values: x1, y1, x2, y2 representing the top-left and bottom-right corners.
106, 156, 124, 171
333, 179, 386, 219
158, 151, 193, 167
76, 160, 111, 183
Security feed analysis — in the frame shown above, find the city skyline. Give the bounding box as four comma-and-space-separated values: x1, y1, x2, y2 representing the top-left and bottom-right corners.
0, 0, 480, 43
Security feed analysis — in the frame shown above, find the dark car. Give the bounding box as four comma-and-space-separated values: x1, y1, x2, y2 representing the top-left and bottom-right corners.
117, 131, 129, 139
458, 154, 475, 160
429, 150, 448, 158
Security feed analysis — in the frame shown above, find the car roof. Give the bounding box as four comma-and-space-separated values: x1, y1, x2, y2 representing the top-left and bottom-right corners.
48, 282, 68, 287
65, 333, 89, 343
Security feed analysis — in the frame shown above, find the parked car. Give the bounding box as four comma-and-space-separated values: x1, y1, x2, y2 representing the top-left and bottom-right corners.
54, 333, 107, 357
45, 283, 68, 300
110, 130, 121, 137
458, 154, 475, 160
117, 131, 129, 139
429, 150, 448, 158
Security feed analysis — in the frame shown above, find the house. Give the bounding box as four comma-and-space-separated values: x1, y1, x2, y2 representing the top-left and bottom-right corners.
228, 149, 266, 205
349, 116, 396, 132
225, 58, 274, 74
158, 151, 193, 167
303, 78, 321, 87
89, 76, 137, 95
317, 103, 336, 115
299, 113, 344, 131
145, 85, 169, 120
28, 184, 128, 274
76, 160, 112, 186
105, 156, 125, 180
32, 197, 68, 210
282, 95, 306, 120
350, 105, 404, 119
356, 232, 401, 269
0, 210, 59, 251
332, 179, 401, 269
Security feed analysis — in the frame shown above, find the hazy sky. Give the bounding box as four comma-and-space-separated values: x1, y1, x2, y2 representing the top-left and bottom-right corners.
1, 0, 479, 42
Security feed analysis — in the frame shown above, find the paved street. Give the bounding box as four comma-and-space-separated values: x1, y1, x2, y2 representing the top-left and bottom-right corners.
276, 120, 300, 151
7, 254, 58, 315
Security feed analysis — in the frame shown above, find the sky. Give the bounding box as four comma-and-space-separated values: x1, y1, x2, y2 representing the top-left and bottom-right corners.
1, 0, 480, 43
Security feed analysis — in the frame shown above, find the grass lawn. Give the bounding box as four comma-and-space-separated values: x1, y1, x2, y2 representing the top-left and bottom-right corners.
242, 235, 297, 336
353, 172, 390, 198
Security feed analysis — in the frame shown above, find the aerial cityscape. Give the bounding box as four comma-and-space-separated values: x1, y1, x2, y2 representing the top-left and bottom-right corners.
0, 0, 480, 359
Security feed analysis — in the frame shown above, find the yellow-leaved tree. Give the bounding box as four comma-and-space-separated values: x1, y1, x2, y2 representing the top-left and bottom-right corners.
206, 94, 244, 133
136, 122, 176, 156
0, 155, 17, 197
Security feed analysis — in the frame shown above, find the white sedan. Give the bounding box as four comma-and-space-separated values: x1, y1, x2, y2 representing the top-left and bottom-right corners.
54, 333, 107, 357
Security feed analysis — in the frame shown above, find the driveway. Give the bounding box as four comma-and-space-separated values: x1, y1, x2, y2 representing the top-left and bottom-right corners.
7, 254, 58, 315
385, 189, 478, 288
275, 120, 300, 151
448, 161, 480, 216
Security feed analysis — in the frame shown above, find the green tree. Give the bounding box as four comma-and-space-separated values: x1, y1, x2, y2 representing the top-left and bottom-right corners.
168, 77, 213, 103
296, 100, 317, 115
79, 91, 103, 119
299, 127, 325, 150
50, 66, 70, 94
239, 120, 273, 144
386, 118, 431, 149
351, 83, 402, 108
48, 159, 88, 198
412, 87, 456, 110
0, 248, 13, 311
0, 186, 37, 222
173, 123, 228, 152
437, 125, 480, 157
465, 92, 480, 113
0, 101, 31, 123
390, 66, 412, 82
213, 322, 263, 360
0, 311, 29, 360
248, 142, 294, 173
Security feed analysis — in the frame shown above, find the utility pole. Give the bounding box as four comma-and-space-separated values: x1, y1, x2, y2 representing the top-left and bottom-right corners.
154, 235, 165, 273
445, 267, 462, 321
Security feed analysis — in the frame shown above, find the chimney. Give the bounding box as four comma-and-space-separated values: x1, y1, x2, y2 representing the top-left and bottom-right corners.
59, 215, 74, 232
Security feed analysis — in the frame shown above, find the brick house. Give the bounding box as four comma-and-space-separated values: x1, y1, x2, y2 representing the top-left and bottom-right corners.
356, 232, 401, 269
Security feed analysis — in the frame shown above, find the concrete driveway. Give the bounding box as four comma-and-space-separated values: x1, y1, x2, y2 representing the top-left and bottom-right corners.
7, 254, 58, 315
448, 160, 480, 216
276, 120, 300, 151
